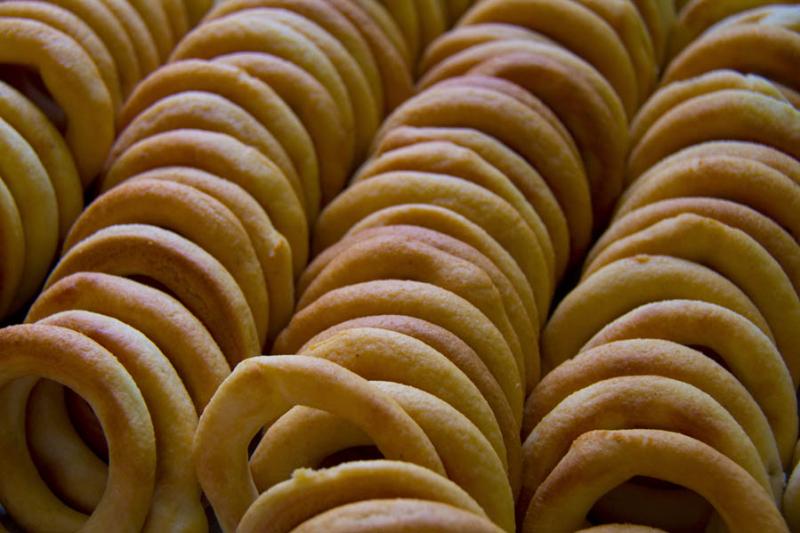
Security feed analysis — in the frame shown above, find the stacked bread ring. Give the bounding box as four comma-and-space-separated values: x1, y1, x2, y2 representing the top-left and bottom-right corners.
0, 0, 209, 321
529, 3, 799, 532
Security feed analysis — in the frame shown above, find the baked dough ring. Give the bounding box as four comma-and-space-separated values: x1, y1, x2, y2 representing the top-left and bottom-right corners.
526, 338, 783, 498
578, 526, 666, 533
375, 126, 572, 272
215, 52, 348, 208
523, 429, 788, 532
375, 84, 592, 258
238, 460, 486, 533
128, 0, 174, 62
100, 0, 160, 79
521, 376, 775, 521
102, 129, 308, 273
616, 156, 800, 242
313, 171, 552, 321
248, 381, 515, 532
0, 324, 155, 532
296, 235, 525, 384
0, 177, 23, 319
299, 225, 536, 386
0, 1, 121, 112
0, 18, 112, 183
64, 178, 269, 347
467, 45, 628, 224
582, 300, 797, 466
35, 310, 205, 533
785, 454, 800, 531
630, 0, 675, 66
130, 167, 294, 342
541, 255, 770, 372
291, 499, 503, 533
301, 314, 521, 497
355, 140, 558, 283
415, 0, 448, 50
108, 91, 300, 212
347, 204, 538, 329
43, 0, 142, 97
459, 0, 639, 117
630, 70, 786, 152
272, 279, 523, 422
193, 355, 444, 532
628, 89, 800, 179
583, 213, 800, 384
588, 197, 800, 294
0, 80, 81, 241
376, 0, 420, 62
117, 60, 311, 213
28, 271, 229, 411
45, 224, 260, 366
0, 117, 57, 314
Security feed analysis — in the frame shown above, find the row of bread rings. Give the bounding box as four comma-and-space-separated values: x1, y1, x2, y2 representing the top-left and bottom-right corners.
526, 3, 799, 532
0, 0, 207, 321
0, 1, 472, 531
191, 1, 679, 530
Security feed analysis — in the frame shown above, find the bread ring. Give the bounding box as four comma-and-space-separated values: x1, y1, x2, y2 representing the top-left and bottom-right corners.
323, 0, 412, 113
102, 129, 308, 273
99, 0, 160, 76
171, 14, 353, 151
238, 460, 486, 533
249, 380, 514, 531
670, 0, 794, 58
526, 339, 783, 496
628, 90, 800, 179
296, 235, 525, 384
207, 0, 383, 112
299, 225, 537, 386
35, 310, 204, 532
630, 70, 786, 152
376, 0, 420, 62
523, 429, 788, 532
584, 214, 800, 383
376, 127, 572, 272
301, 314, 521, 496
541, 255, 770, 372
630, 0, 675, 66
459, 0, 639, 117
129, 167, 294, 342
616, 156, 800, 242
118, 60, 311, 212
42, 0, 142, 97
0, 18, 113, 183
0, 1, 121, 112
45, 224, 259, 366
291, 499, 503, 533
414, 0, 448, 50
664, 23, 800, 100
0, 80, 81, 241
582, 299, 797, 466
376, 83, 592, 255
0, 177, 23, 319
28, 272, 229, 411
0, 117, 58, 314
313, 171, 552, 318
467, 46, 628, 224
109, 91, 301, 213
521, 376, 775, 523
347, 204, 538, 329
156, 0, 189, 48
356, 141, 558, 282
127, 0, 173, 62
64, 178, 270, 347
219, 8, 379, 159
273, 279, 523, 422
578, 526, 666, 533
215, 52, 347, 208
0, 324, 155, 532
587, 198, 800, 294
193, 355, 444, 532
419, 23, 553, 76
785, 454, 800, 531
